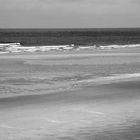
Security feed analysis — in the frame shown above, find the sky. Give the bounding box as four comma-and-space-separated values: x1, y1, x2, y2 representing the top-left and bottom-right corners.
0, 0, 140, 28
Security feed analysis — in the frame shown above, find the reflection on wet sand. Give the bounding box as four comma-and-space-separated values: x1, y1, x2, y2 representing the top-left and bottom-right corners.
0, 79, 140, 140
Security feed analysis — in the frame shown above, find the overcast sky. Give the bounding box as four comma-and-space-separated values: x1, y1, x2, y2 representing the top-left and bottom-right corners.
0, 0, 140, 28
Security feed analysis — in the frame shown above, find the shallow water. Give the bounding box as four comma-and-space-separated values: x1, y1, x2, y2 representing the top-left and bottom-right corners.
0, 51, 140, 140
0, 52, 140, 97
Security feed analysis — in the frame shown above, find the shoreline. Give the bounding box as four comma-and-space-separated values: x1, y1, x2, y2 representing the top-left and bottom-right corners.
0, 73, 140, 99
0, 77, 140, 107
0, 77, 140, 139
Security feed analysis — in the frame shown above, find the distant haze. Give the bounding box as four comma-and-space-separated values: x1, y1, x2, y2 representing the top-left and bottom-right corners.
0, 0, 140, 28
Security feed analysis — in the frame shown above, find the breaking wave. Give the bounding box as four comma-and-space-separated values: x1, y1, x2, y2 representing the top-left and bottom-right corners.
0, 43, 140, 54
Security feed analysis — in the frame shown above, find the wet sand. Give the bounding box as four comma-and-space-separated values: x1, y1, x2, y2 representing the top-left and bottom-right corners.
0, 48, 140, 140
0, 79, 140, 140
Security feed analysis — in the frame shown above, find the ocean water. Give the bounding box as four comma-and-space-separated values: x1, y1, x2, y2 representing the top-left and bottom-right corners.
0, 28, 140, 46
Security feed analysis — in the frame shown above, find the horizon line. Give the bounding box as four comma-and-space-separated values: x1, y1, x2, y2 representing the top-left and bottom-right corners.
0, 27, 140, 30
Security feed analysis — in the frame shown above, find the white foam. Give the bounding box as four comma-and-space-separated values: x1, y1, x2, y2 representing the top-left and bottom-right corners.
0, 43, 140, 54
0, 43, 20, 47
77, 73, 140, 85
101, 73, 140, 80
100, 44, 140, 49
0, 44, 75, 53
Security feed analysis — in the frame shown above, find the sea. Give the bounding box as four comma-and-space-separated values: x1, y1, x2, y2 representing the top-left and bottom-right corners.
0, 28, 140, 46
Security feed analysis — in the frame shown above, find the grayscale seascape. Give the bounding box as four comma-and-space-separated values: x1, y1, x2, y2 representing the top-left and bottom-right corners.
1, 0, 140, 139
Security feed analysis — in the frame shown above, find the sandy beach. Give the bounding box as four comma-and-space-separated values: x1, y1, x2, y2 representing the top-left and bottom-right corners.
0, 47, 140, 140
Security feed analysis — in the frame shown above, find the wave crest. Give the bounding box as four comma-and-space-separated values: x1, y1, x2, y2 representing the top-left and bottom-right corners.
0, 43, 140, 53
